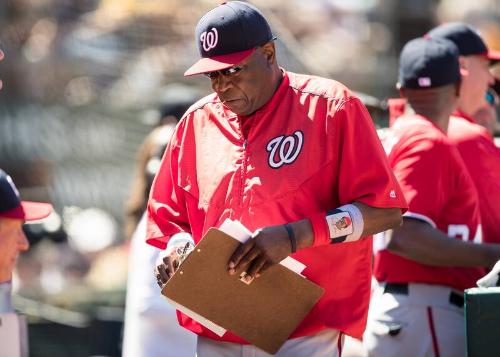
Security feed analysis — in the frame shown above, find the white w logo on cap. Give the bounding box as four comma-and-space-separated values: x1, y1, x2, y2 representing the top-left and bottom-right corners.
200, 28, 219, 52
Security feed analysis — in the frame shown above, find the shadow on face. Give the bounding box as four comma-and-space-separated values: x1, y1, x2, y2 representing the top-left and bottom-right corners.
209, 42, 280, 116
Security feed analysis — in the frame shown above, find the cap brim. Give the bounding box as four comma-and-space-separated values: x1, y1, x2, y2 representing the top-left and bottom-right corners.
0, 201, 53, 221
184, 48, 255, 77
487, 49, 500, 62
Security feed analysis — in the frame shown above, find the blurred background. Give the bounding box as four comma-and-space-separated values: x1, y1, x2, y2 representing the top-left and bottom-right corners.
0, 0, 499, 356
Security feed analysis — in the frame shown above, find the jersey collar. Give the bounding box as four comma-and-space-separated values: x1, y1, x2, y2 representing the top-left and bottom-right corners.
452, 109, 476, 124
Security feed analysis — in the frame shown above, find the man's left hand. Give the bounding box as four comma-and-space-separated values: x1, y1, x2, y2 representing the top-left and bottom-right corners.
228, 224, 292, 279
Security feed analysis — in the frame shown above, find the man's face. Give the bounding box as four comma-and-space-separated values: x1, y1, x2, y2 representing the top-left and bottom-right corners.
0, 218, 30, 283
460, 55, 495, 114
208, 45, 276, 116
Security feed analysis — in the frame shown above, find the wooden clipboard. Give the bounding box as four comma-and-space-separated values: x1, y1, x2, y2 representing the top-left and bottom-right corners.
162, 227, 324, 354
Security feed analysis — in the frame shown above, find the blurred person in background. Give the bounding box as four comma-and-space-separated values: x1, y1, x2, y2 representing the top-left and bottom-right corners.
124, 85, 202, 240
365, 37, 500, 357
427, 23, 500, 245
0, 169, 53, 356
122, 85, 200, 357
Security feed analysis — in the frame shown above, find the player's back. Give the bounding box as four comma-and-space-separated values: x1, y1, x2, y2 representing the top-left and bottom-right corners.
375, 114, 483, 290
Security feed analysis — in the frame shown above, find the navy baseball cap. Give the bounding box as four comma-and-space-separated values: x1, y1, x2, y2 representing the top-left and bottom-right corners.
0, 169, 53, 221
427, 23, 500, 61
184, 1, 275, 76
398, 37, 461, 89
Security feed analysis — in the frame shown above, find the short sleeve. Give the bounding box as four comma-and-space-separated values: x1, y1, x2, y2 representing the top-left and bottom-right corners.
391, 138, 451, 226
335, 98, 407, 210
310, 97, 408, 247
146, 124, 191, 249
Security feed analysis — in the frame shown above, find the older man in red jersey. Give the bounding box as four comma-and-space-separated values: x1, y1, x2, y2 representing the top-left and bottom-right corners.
149, 2, 407, 356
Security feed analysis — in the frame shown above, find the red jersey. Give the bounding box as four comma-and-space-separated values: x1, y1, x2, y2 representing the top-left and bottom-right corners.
387, 98, 406, 127
448, 110, 500, 244
374, 114, 484, 291
147, 71, 406, 341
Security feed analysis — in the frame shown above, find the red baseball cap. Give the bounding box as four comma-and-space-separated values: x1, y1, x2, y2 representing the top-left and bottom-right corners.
184, 1, 275, 76
0, 169, 53, 221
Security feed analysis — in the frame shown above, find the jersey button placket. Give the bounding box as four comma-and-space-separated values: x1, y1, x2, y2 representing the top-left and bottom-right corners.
238, 114, 253, 209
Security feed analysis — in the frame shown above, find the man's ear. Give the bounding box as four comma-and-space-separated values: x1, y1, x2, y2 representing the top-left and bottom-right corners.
459, 56, 469, 77
260, 42, 276, 65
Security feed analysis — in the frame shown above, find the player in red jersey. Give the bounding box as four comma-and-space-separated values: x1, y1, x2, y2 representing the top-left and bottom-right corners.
365, 37, 500, 357
427, 23, 500, 244
149, 2, 406, 356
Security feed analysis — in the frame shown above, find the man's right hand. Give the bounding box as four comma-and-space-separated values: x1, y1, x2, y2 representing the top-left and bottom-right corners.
155, 242, 194, 288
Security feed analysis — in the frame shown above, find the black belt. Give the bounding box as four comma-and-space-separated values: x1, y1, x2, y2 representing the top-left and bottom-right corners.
384, 283, 464, 308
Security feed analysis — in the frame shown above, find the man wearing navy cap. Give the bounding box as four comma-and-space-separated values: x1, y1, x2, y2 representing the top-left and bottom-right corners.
428, 23, 500, 247
0, 169, 53, 356
364, 37, 500, 356
149, 1, 407, 355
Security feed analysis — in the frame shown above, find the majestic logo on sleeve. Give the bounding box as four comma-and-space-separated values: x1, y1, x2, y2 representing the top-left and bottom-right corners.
266, 131, 304, 169
200, 28, 218, 52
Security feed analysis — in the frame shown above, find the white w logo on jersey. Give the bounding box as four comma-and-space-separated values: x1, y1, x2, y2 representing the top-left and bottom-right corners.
266, 131, 304, 169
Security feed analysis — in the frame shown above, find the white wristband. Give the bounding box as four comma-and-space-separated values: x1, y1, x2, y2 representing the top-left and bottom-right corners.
165, 232, 195, 256
326, 204, 364, 243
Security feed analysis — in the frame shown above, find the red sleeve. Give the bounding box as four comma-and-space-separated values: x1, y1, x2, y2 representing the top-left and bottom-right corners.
336, 98, 407, 209
391, 137, 451, 226
310, 97, 408, 246
146, 123, 191, 249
